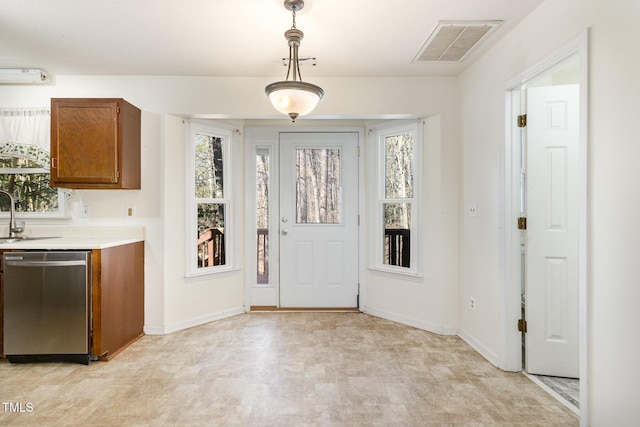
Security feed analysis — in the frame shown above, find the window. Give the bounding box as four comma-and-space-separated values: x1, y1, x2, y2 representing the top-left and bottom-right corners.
0, 108, 67, 218
295, 148, 341, 224
0, 157, 65, 216
256, 148, 270, 284
371, 121, 421, 275
186, 122, 233, 276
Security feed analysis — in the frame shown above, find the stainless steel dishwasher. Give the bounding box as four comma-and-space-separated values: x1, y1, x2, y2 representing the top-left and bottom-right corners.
2, 251, 91, 364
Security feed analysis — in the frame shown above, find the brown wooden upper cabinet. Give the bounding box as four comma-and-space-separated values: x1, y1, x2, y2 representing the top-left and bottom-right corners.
50, 98, 141, 189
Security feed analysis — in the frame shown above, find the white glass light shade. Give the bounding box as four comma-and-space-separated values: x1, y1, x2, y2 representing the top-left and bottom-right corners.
265, 81, 324, 120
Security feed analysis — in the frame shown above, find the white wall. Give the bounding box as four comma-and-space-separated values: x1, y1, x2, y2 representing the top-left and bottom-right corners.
363, 113, 460, 335
0, 74, 461, 337
458, 0, 640, 424
158, 115, 246, 333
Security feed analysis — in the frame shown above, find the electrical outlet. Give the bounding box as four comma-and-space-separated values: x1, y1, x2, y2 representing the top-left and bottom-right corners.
125, 205, 136, 218
468, 202, 478, 217
470, 296, 476, 311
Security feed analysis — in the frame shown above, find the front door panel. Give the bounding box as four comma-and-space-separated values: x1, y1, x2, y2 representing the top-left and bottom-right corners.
279, 132, 359, 308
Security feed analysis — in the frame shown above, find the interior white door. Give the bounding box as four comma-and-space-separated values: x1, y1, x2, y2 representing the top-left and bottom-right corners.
525, 84, 580, 378
279, 132, 359, 308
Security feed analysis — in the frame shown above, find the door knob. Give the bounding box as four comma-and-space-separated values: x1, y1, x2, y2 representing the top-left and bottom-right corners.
281, 228, 288, 235
281, 216, 288, 223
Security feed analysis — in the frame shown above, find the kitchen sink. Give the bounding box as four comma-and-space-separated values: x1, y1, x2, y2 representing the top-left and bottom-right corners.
0, 236, 60, 244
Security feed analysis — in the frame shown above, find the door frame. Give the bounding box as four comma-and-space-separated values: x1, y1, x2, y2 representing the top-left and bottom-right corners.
244, 125, 366, 311
501, 30, 588, 424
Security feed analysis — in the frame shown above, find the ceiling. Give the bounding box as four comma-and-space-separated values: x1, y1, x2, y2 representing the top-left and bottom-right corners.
0, 0, 544, 79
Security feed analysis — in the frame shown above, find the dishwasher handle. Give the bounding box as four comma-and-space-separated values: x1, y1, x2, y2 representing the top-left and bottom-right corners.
4, 260, 87, 267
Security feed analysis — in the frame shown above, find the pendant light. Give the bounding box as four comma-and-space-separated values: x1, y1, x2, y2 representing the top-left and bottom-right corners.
265, 0, 324, 122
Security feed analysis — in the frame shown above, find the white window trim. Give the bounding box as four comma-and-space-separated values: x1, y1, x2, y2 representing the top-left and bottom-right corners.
368, 119, 423, 277
184, 120, 235, 278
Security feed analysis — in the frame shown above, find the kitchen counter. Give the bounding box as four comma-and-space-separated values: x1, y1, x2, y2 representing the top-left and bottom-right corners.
0, 236, 143, 250
0, 226, 145, 250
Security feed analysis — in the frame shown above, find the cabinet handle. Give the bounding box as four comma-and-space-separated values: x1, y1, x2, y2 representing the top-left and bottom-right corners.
51, 158, 56, 168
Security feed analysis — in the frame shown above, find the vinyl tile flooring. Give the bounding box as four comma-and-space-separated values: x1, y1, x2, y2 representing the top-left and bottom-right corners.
0, 312, 578, 426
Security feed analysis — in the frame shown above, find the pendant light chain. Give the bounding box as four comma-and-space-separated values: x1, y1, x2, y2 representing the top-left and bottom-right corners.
293, 10, 302, 83
286, 6, 302, 83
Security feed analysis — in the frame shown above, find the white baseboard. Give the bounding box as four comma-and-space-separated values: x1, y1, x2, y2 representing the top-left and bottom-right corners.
457, 327, 500, 367
144, 307, 245, 335
363, 306, 458, 336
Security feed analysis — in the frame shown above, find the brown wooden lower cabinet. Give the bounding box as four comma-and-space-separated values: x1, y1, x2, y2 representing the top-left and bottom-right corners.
0, 249, 5, 358
0, 242, 144, 361
91, 241, 145, 360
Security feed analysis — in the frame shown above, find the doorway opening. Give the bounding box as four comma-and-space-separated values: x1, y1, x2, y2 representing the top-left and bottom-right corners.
503, 32, 588, 424
245, 127, 363, 311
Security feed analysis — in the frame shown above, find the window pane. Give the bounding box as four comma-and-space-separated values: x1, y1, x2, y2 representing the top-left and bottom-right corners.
384, 134, 414, 199
383, 202, 411, 268
296, 148, 341, 224
197, 203, 225, 268
0, 156, 60, 213
256, 149, 269, 284
195, 134, 224, 199
0, 173, 59, 213
0, 157, 41, 168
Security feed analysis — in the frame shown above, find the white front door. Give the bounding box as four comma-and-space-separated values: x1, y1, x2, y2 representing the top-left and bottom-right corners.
279, 132, 359, 308
525, 84, 580, 378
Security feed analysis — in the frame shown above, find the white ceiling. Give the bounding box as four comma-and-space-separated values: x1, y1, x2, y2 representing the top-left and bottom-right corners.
0, 0, 544, 79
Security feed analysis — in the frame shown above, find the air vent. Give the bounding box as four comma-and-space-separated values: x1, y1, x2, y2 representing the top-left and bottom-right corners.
414, 21, 502, 63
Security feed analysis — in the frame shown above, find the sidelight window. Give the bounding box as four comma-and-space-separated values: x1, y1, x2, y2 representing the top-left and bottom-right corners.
256, 148, 270, 284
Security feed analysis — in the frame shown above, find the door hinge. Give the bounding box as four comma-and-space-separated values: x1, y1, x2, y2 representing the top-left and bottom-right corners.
518, 318, 527, 333
357, 283, 360, 294
116, 170, 120, 179
517, 217, 527, 230
116, 106, 121, 114
357, 146, 361, 157
517, 114, 527, 128
357, 214, 360, 226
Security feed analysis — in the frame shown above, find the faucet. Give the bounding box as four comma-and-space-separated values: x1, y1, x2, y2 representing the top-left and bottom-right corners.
0, 189, 24, 237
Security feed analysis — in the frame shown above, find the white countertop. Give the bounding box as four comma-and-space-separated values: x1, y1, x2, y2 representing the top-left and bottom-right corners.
0, 226, 145, 250
0, 236, 143, 250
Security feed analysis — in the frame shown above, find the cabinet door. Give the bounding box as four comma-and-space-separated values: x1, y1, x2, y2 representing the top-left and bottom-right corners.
51, 99, 120, 186
0, 250, 6, 357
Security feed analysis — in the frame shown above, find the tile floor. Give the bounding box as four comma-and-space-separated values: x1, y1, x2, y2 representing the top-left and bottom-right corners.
0, 312, 579, 426
534, 375, 580, 409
